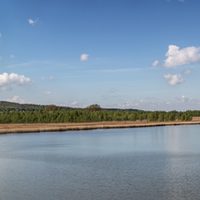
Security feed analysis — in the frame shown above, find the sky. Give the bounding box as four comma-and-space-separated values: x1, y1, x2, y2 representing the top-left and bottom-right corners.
0, 0, 200, 110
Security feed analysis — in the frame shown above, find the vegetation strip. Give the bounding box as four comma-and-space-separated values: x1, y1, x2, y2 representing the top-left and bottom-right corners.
1, 102, 200, 123
1, 102, 200, 134
1, 121, 200, 134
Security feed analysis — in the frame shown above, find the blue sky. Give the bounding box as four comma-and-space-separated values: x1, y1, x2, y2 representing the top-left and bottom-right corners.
0, 0, 200, 110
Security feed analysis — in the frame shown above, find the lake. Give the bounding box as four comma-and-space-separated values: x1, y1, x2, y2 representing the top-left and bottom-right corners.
0, 125, 200, 200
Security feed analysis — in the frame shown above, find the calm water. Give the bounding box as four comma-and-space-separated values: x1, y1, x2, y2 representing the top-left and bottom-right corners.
1, 125, 200, 200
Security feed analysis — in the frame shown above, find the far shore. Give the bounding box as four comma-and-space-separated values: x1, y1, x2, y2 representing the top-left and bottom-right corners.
1, 121, 200, 134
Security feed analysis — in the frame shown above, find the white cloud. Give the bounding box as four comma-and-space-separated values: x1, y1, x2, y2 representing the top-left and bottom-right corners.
7, 96, 25, 104
164, 45, 200, 67
80, 53, 89, 62
164, 73, 184, 86
0, 73, 31, 88
152, 60, 160, 67
27, 18, 39, 26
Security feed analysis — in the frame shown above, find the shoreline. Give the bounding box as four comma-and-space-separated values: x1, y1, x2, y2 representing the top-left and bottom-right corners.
1, 121, 200, 134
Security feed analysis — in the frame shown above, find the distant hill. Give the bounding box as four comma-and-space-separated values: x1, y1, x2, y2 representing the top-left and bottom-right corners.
0, 101, 72, 111
0, 101, 45, 111
0, 101, 142, 112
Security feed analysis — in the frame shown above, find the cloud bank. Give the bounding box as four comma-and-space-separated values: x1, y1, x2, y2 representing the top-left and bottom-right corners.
164, 73, 184, 86
7, 95, 25, 104
0, 73, 31, 88
164, 45, 200, 67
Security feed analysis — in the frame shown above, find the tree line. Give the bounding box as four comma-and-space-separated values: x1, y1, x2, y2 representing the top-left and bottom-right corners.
0, 104, 200, 123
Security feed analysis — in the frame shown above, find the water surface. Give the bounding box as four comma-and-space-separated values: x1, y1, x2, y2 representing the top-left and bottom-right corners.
0, 125, 200, 200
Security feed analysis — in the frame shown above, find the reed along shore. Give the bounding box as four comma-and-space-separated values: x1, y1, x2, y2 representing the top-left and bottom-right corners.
1, 121, 200, 134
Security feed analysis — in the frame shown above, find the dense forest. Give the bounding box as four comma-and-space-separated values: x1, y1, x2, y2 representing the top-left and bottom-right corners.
0, 102, 200, 123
